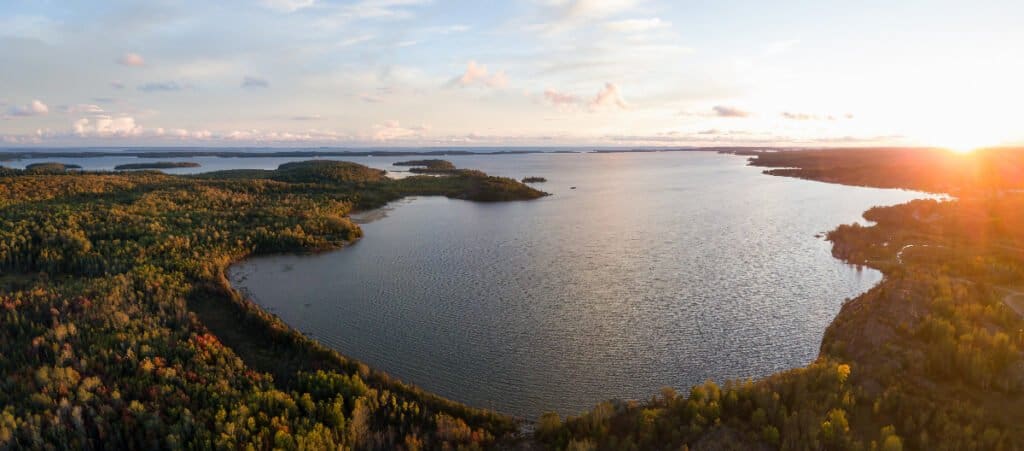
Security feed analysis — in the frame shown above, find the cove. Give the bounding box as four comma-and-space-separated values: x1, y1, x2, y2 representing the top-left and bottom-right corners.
229, 151, 928, 419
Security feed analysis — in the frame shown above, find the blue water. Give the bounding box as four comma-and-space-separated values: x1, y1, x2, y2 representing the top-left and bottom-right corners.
225, 151, 929, 418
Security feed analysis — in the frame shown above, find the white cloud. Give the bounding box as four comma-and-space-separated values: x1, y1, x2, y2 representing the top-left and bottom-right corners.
117, 53, 146, 67
63, 104, 105, 114
550, 0, 639, 21
605, 17, 668, 33
261, 0, 316, 13
7, 100, 49, 117
533, 0, 641, 32
339, 35, 374, 46
454, 61, 508, 88
73, 116, 143, 137
590, 82, 628, 110
373, 120, 430, 141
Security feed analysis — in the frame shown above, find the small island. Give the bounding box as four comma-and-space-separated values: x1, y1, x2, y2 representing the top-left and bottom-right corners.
114, 161, 201, 171
522, 176, 547, 183
393, 159, 458, 174
24, 162, 83, 173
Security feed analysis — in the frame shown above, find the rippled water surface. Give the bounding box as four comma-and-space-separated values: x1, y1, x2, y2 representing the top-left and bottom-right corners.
228, 152, 925, 418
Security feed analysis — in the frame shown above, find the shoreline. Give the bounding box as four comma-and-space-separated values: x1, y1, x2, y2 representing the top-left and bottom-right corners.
219, 158, 927, 422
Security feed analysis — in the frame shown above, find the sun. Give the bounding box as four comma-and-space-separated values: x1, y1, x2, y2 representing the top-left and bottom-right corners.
926, 130, 993, 154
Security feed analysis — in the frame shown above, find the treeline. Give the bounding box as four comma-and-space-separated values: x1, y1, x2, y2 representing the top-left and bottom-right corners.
0, 161, 544, 449
534, 190, 1024, 449
745, 147, 1024, 194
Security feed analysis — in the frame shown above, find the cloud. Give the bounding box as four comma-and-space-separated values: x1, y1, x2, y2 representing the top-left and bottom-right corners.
605, 18, 668, 33
73, 116, 143, 137
290, 115, 324, 121
541, 83, 628, 111
533, 0, 641, 32
110, 80, 125, 90
762, 39, 800, 57
7, 100, 49, 117
373, 120, 430, 141
262, 0, 316, 13
453, 61, 508, 88
421, 24, 471, 34
712, 105, 751, 118
339, 35, 374, 46
62, 104, 105, 114
242, 76, 270, 88
544, 88, 580, 106
360, 93, 383, 103
780, 111, 854, 121
138, 81, 183, 92
117, 53, 146, 67
591, 82, 628, 110
551, 0, 639, 21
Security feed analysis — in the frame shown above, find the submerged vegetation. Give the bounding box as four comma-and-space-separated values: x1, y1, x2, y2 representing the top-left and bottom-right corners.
0, 161, 545, 449
114, 162, 202, 171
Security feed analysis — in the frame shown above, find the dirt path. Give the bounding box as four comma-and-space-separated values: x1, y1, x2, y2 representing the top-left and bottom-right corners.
1001, 289, 1024, 318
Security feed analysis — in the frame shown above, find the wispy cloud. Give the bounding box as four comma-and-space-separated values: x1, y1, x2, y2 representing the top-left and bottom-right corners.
261, 0, 316, 13
290, 114, 324, 121
138, 81, 184, 92
544, 88, 580, 107
452, 61, 508, 88
712, 105, 751, 118
780, 111, 854, 121
242, 76, 270, 88
117, 52, 146, 67
62, 104, 105, 114
605, 17, 668, 33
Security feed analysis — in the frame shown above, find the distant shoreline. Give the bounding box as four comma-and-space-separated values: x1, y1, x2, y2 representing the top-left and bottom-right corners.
0, 147, 762, 161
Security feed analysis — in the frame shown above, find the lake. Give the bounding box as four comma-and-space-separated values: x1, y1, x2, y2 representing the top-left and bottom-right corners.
219, 151, 925, 419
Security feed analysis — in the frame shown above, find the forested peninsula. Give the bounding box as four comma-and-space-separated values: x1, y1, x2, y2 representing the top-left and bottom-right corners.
0, 160, 545, 449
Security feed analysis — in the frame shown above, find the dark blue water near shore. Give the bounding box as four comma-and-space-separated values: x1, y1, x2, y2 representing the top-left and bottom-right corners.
225, 151, 924, 418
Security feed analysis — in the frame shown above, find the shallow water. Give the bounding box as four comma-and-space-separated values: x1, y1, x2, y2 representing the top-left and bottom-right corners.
228, 151, 926, 418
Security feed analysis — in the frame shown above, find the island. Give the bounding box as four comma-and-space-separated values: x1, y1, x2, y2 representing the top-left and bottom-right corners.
393, 159, 460, 174
24, 162, 83, 172
522, 176, 547, 183
114, 161, 201, 170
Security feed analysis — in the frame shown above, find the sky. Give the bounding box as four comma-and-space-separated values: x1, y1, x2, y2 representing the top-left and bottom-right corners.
1, 0, 1022, 148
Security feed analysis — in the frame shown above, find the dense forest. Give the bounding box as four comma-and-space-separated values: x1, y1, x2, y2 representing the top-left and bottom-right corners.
532, 149, 1024, 450
113, 162, 202, 171
2, 151, 1023, 450
0, 160, 545, 449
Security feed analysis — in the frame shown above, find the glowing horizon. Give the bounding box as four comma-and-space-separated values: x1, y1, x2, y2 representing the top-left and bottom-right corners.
2, 1, 1022, 148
